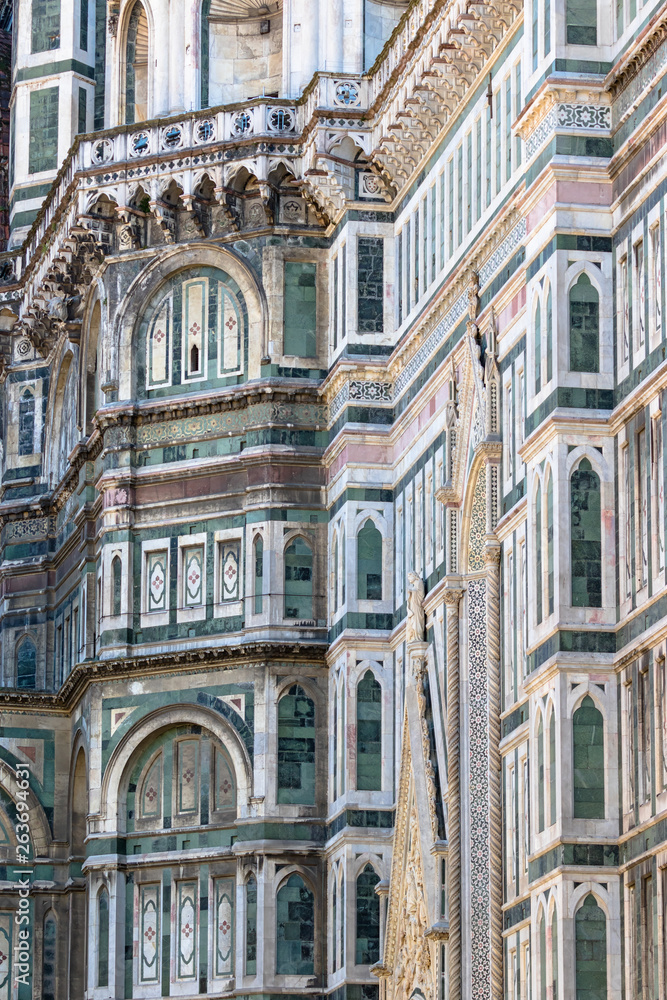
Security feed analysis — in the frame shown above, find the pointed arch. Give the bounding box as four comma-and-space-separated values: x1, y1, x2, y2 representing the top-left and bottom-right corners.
545, 282, 553, 382
357, 518, 383, 600
253, 533, 264, 614
572, 695, 604, 819
124, 1, 149, 124
18, 388, 35, 456
537, 709, 545, 833
547, 702, 557, 826
546, 467, 554, 616
534, 294, 542, 394
111, 554, 122, 617
570, 458, 601, 608
276, 873, 315, 974
277, 684, 315, 804
569, 271, 599, 373
575, 894, 607, 999
355, 863, 380, 965
356, 669, 382, 791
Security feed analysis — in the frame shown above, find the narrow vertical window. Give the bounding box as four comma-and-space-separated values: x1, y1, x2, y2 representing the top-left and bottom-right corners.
545, 287, 553, 383
505, 76, 512, 181
355, 865, 380, 965
112, 555, 122, 617
549, 711, 556, 826
537, 715, 545, 833
18, 390, 35, 456
332, 872, 338, 970
448, 159, 454, 256
547, 472, 554, 615
29, 87, 59, 174
532, 0, 539, 70
573, 696, 605, 819
475, 118, 482, 221
43, 912, 57, 1000
125, 2, 148, 125
341, 526, 346, 605
332, 533, 339, 612
637, 428, 648, 588
466, 132, 472, 233
570, 459, 602, 608
619, 255, 629, 363
276, 875, 314, 974
514, 64, 522, 167
569, 274, 600, 373
284, 537, 313, 620
245, 876, 257, 975
284, 262, 317, 357
17, 639, 37, 690
357, 520, 383, 601
397, 235, 403, 326
539, 911, 546, 1000
551, 908, 558, 999
535, 482, 543, 624
575, 897, 607, 997
622, 444, 632, 599
544, 0, 551, 54
485, 106, 492, 208
97, 890, 109, 988
277, 685, 315, 804
642, 876, 654, 1000
333, 253, 338, 349
253, 536, 263, 614
635, 240, 645, 348
414, 210, 420, 306
80, 0, 89, 49
430, 186, 436, 282
651, 413, 665, 574
422, 198, 428, 291
651, 224, 662, 338
534, 299, 542, 394
495, 90, 502, 194
639, 667, 651, 802
456, 145, 463, 246
356, 670, 382, 791
78, 86, 87, 134
32, 0, 61, 52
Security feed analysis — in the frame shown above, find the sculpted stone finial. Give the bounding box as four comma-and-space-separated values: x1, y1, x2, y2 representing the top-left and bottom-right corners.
406, 571, 425, 644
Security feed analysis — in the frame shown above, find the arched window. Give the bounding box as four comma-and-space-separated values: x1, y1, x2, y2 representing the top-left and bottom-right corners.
125, 2, 148, 124
535, 481, 543, 624
538, 909, 546, 1000
549, 709, 556, 826
43, 912, 57, 1000
18, 389, 35, 456
332, 869, 337, 971
277, 685, 315, 804
356, 671, 382, 791
534, 298, 542, 394
545, 286, 553, 382
341, 526, 346, 604
537, 713, 545, 833
112, 555, 122, 617
551, 905, 558, 999
245, 875, 257, 975
276, 874, 314, 975
573, 696, 604, 819
254, 536, 263, 614
339, 870, 345, 968
355, 864, 380, 965
138, 752, 163, 821
575, 896, 607, 999
569, 273, 599, 373
284, 537, 313, 620
357, 519, 383, 600
570, 459, 601, 608
16, 639, 36, 689
97, 888, 109, 988
332, 532, 339, 611
546, 472, 554, 615
566, 0, 597, 45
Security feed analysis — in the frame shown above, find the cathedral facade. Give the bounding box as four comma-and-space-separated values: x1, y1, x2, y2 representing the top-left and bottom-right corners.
0, 1, 666, 998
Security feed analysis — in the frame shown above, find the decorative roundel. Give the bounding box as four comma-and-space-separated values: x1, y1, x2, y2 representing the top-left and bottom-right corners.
267, 107, 295, 133
92, 138, 114, 164
130, 131, 150, 157
334, 81, 360, 107
195, 119, 216, 143
16, 338, 31, 357
231, 111, 253, 137
161, 124, 183, 150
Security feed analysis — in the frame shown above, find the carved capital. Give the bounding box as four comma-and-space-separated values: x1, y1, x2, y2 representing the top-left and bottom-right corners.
443, 587, 463, 607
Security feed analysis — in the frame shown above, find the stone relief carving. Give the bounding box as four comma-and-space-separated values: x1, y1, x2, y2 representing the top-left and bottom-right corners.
392, 796, 432, 1000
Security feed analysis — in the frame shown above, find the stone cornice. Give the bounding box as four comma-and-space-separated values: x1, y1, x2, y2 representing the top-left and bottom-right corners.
606, 4, 667, 99
0, 642, 328, 713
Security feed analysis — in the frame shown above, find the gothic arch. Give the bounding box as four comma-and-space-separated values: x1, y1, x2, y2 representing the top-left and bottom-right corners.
114, 244, 268, 398
96, 704, 253, 833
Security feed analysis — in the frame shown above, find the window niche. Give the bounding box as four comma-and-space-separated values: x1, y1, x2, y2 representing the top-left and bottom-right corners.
569, 273, 599, 373
283, 262, 317, 358
277, 685, 315, 805
16, 638, 37, 689
570, 459, 602, 608
356, 670, 382, 791
125, 1, 148, 125
566, 0, 597, 45
575, 896, 607, 999
573, 696, 605, 819
284, 537, 313, 620
355, 864, 380, 965
357, 519, 383, 601
276, 874, 314, 975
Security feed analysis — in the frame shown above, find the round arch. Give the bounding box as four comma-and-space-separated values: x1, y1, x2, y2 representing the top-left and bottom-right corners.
114, 243, 267, 398
0, 762, 52, 856
95, 704, 253, 833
